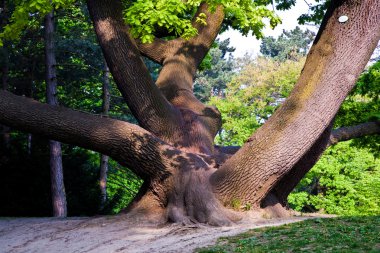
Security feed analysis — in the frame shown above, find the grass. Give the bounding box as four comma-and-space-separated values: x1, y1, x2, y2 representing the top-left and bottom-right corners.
196, 216, 380, 253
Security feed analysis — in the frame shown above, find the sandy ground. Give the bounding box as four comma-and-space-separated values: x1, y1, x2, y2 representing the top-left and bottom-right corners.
0, 213, 318, 253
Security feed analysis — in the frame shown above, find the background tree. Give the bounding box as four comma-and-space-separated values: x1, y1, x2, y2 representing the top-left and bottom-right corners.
44, 7, 67, 217
193, 38, 236, 102
260, 26, 315, 61
0, 2, 140, 217
99, 59, 110, 210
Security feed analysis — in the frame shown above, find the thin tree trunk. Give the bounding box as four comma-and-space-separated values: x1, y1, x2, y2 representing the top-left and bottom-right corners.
0, 65, 10, 150
99, 59, 110, 210
45, 10, 67, 217
0, 0, 10, 151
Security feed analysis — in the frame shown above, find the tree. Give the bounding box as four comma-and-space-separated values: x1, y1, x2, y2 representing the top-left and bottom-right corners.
193, 38, 236, 102
99, 59, 110, 210
210, 57, 305, 145
260, 26, 315, 61
44, 8, 67, 217
0, 0, 380, 225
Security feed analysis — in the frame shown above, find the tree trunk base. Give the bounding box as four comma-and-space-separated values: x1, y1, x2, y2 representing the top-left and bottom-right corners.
261, 193, 292, 218
123, 168, 242, 226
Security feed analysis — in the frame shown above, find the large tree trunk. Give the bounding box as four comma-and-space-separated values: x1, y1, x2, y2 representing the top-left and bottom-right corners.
45, 10, 67, 217
99, 59, 110, 210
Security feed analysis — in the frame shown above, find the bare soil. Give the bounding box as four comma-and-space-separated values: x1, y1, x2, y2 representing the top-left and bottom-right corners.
0, 212, 325, 253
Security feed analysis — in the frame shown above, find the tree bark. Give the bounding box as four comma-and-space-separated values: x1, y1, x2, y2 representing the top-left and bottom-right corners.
211, 0, 380, 207
86, 0, 182, 142
87, 0, 225, 155
153, 3, 225, 153
99, 59, 110, 210
45, 10, 67, 217
0, 90, 176, 180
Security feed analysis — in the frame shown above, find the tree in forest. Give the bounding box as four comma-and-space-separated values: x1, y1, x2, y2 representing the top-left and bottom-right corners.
211, 57, 306, 145
99, 59, 111, 210
193, 38, 236, 102
260, 26, 315, 61
44, 8, 67, 217
1, 0, 380, 225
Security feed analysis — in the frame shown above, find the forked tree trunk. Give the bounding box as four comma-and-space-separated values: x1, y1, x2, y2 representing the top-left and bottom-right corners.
99, 59, 110, 210
45, 10, 67, 217
87, 0, 380, 224
0, 0, 379, 225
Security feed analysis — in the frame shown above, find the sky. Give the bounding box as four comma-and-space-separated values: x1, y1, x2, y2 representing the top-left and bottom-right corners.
218, 1, 318, 58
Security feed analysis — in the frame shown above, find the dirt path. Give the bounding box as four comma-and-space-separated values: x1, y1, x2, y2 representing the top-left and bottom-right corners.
0, 213, 317, 253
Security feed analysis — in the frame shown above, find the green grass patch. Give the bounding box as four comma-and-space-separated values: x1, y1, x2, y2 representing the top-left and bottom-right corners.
196, 216, 380, 253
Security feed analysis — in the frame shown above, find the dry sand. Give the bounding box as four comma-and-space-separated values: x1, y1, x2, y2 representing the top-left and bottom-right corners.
0, 213, 317, 253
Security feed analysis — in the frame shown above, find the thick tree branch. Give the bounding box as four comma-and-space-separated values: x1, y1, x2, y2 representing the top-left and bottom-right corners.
156, 3, 224, 97
86, 0, 182, 139
135, 38, 179, 65
211, 0, 380, 206
0, 90, 177, 180
188, 3, 225, 69
328, 121, 380, 146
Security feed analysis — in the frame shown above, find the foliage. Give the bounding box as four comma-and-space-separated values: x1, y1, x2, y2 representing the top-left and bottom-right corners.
194, 38, 236, 102
298, 0, 330, 25
210, 56, 304, 145
289, 141, 380, 216
0, 3, 140, 216
102, 160, 142, 214
260, 26, 315, 61
123, 0, 281, 43
0, 0, 75, 46
197, 216, 380, 253
1, 0, 282, 45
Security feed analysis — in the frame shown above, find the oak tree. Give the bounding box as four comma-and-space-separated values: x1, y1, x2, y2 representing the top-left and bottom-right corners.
1, 0, 380, 224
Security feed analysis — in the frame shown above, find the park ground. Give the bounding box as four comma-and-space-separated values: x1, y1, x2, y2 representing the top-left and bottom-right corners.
0, 212, 321, 253
1, 214, 379, 253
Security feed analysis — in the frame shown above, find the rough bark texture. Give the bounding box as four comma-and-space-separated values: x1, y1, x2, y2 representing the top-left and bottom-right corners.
265, 122, 334, 208
87, 0, 182, 142
153, 3, 225, 154
45, 10, 67, 217
211, 0, 380, 207
99, 59, 110, 210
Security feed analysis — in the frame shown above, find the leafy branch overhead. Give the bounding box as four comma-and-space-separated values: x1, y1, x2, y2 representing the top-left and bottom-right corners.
124, 0, 281, 43
0, 0, 75, 46
1, 0, 281, 45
